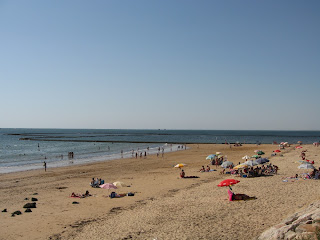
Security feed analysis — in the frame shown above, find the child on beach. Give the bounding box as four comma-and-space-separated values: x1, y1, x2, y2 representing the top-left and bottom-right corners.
180, 169, 185, 178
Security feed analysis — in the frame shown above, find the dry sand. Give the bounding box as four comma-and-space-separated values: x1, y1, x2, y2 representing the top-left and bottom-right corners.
0, 144, 319, 240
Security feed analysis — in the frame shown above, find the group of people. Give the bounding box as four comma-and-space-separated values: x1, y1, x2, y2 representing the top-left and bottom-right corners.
90, 178, 104, 187
211, 157, 224, 167
199, 165, 211, 172
221, 163, 279, 178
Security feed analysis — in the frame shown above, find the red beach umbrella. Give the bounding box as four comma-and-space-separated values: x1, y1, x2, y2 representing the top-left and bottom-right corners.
274, 150, 281, 153
217, 179, 240, 187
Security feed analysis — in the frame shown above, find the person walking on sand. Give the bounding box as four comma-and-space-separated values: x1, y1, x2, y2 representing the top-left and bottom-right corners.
43, 161, 47, 172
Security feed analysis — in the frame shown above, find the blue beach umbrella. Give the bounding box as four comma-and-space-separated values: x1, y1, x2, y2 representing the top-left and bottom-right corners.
221, 161, 234, 168
206, 154, 216, 160
254, 158, 269, 165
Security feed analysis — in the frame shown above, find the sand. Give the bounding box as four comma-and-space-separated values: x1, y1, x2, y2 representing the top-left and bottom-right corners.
0, 144, 319, 240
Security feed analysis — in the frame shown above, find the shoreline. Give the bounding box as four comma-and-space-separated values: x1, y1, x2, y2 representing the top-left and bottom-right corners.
0, 143, 319, 239
0, 143, 181, 174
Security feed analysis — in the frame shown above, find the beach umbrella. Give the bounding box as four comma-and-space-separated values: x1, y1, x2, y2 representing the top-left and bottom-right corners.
206, 154, 216, 160
217, 155, 224, 158
217, 179, 240, 187
216, 152, 222, 155
252, 155, 260, 159
243, 160, 258, 167
174, 163, 187, 168
113, 181, 127, 188
242, 155, 251, 160
233, 164, 248, 170
254, 150, 262, 153
295, 146, 303, 149
274, 150, 281, 153
100, 183, 117, 189
221, 161, 234, 168
297, 141, 302, 144
298, 163, 315, 169
306, 160, 315, 164
254, 158, 269, 165
257, 151, 265, 155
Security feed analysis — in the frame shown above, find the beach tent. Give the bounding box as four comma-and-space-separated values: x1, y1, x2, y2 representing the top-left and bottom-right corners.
298, 163, 315, 169
221, 161, 234, 168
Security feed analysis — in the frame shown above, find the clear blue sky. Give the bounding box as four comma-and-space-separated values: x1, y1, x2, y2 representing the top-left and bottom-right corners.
1, 0, 319, 130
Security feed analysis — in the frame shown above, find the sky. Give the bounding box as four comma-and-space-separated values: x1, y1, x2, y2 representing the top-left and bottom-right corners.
0, 0, 319, 130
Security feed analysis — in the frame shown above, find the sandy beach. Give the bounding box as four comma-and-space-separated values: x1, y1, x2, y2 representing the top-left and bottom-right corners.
0, 143, 319, 240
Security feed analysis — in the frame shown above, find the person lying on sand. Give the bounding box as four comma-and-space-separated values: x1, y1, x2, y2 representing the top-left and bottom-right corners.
228, 189, 256, 201
109, 192, 126, 198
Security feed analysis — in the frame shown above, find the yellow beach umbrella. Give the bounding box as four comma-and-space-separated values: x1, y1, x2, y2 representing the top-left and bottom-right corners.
174, 163, 187, 168
233, 164, 248, 170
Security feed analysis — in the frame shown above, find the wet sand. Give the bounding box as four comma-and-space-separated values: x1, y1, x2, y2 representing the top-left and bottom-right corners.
0, 144, 319, 240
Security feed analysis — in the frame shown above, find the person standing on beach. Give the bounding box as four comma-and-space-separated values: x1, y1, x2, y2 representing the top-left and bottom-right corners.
43, 161, 47, 172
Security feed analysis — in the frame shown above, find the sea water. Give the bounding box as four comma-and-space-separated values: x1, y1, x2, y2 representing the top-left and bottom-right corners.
0, 128, 319, 173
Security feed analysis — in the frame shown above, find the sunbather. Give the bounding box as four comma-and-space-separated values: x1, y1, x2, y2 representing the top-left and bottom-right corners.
109, 192, 126, 198
228, 189, 256, 201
